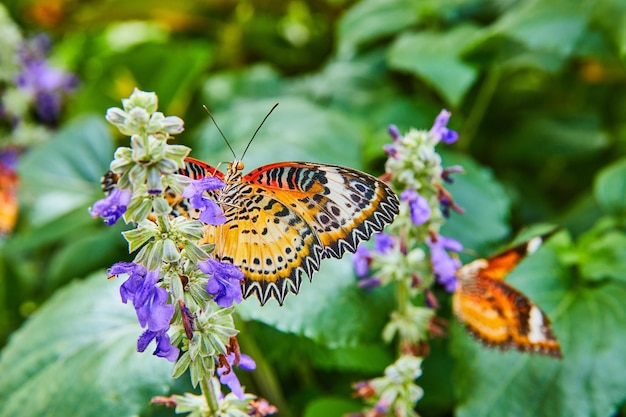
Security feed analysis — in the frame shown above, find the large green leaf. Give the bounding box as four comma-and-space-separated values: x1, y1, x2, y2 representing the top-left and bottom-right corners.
594, 158, 626, 217
236, 257, 394, 348
388, 26, 480, 107
18, 116, 113, 224
191, 97, 364, 170
440, 151, 511, 254
337, 0, 419, 55
489, 0, 588, 57
303, 397, 362, 417
0, 272, 174, 417
451, 235, 626, 417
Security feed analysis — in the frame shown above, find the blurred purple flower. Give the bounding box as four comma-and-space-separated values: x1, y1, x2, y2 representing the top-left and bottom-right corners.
387, 124, 402, 141
426, 235, 462, 292
374, 233, 394, 254
15, 34, 78, 124
217, 352, 256, 400
352, 245, 372, 278
198, 258, 243, 307
138, 329, 179, 362
430, 110, 458, 144
182, 177, 226, 225
89, 187, 131, 226
0, 148, 19, 171
400, 189, 430, 226
441, 165, 464, 184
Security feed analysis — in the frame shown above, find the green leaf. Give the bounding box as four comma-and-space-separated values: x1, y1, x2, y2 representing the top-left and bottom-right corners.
0, 272, 174, 417
489, 0, 588, 57
451, 237, 626, 417
388, 26, 480, 106
337, 0, 419, 55
303, 397, 362, 417
573, 222, 626, 284
192, 97, 364, 170
236, 257, 394, 348
440, 151, 511, 254
594, 158, 626, 217
18, 116, 113, 224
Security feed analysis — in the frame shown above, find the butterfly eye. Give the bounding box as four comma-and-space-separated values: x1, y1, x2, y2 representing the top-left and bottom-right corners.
235, 161, 245, 171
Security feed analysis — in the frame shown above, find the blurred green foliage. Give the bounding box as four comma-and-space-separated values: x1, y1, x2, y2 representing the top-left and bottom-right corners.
1, 0, 626, 416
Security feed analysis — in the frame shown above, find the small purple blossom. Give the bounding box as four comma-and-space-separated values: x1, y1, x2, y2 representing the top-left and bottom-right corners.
387, 124, 402, 141
138, 329, 180, 362
426, 235, 462, 292
110, 262, 177, 360
89, 187, 132, 225
352, 245, 372, 278
357, 276, 382, 290
441, 165, 464, 184
182, 177, 226, 225
400, 190, 431, 226
383, 143, 398, 158
374, 233, 394, 254
0, 148, 19, 171
198, 258, 244, 307
430, 110, 458, 144
217, 352, 256, 400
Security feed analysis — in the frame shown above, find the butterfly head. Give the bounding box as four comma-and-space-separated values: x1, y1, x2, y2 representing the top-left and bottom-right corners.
225, 160, 245, 182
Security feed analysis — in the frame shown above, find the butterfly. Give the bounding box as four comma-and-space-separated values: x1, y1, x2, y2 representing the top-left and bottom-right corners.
453, 230, 562, 358
106, 156, 399, 305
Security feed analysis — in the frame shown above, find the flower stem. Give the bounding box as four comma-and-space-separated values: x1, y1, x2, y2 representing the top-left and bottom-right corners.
200, 376, 219, 414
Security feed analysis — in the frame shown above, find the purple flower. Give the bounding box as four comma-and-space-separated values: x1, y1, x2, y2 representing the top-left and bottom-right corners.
426, 235, 462, 292
387, 124, 402, 141
198, 258, 244, 307
217, 352, 256, 400
441, 165, 464, 184
15, 35, 78, 124
0, 148, 19, 171
430, 110, 458, 144
138, 329, 180, 362
110, 262, 177, 360
182, 177, 226, 225
374, 233, 394, 254
383, 143, 398, 158
89, 187, 131, 226
357, 276, 382, 290
400, 190, 431, 226
352, 245, 372, 278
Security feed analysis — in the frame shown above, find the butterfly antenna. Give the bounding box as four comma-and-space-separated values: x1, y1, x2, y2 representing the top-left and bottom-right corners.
203, 105, 237, 160
240, 102, 279, 161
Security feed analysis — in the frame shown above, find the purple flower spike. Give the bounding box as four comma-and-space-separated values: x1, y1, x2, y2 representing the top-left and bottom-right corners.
430, 110, 459, 144
383, 143, 398, 158
218, 352, 256, 400
357, 276, 382, 290
0, 149, 19, 171
90, 187, 132, 226
426, 235, 462, 292
182, 177, 226, 225
198, 258, 244, 307
400, 190, 431, 226
352, 245, 372, 278
138, 329, 180, 362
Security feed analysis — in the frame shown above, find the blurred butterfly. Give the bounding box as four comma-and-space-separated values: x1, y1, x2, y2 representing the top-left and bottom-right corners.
453, 230, 562, 358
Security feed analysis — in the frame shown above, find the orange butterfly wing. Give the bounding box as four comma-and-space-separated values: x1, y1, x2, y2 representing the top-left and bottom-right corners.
200, 161, 399, 305
453, 232, 562, 358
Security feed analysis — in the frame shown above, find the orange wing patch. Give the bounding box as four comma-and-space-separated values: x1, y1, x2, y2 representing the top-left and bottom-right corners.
453, 231, 562, 358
